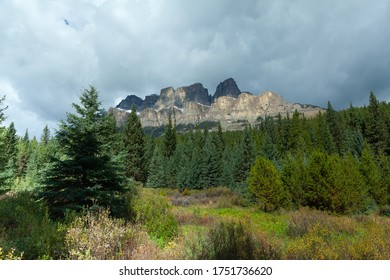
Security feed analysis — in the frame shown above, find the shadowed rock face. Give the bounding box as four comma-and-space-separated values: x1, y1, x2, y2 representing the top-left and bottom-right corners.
212, 77, 241, 102
111, 78, 325, 129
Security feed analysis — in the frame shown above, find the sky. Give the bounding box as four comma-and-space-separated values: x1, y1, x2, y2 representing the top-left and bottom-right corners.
0, 0, 389, 137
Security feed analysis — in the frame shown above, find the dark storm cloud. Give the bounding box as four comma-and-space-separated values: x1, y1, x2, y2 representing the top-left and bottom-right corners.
0, 0, 389, 136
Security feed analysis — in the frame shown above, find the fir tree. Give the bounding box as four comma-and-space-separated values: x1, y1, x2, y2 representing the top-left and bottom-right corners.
38, 86, 130, 218
163, 115, 176, 158
122, 105, 147, 183
146, 146, 166, 188
326, 101, 344, 153
233, 127, 256, 185
0, 98, 9, 188
0, 123, 18, 187
201, 134, 223, 188
365, 92, 388, 155
16, 130, 31, 178
41, 125, 51, 145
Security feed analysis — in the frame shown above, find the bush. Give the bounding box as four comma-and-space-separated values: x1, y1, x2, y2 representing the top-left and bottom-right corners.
134, 189, 179, 246
65, 209, 139, 260
187, 221, 281, 260
0, 247, 23, 260
0, 192, 65, 259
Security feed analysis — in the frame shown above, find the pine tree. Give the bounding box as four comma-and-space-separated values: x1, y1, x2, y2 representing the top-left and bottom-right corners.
200, 134, 223, 188
326, 101, 344, 153
329, 154, 368, 214
261, 132, 279, 161
233, 127, 256, 185
360, 144, 387, 206
0, 97, 9, 188
38, 86, 130, 218
122, 105, 147, 183
314, 112, 336, 154
146, 146, 167, 188
305, 150, 333, 210
0, 123, 18, 187
365, 92, 388, 155
247, 157, 287, 212
288, 110, 302, 152
281, 154, 308, 208
16, 130, 31, 178
41, 125, 50, 145
163, 115, 176, 158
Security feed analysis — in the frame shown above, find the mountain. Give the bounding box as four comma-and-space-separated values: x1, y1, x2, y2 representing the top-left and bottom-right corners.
212, 77, 241, 102
112, 78, 325, 130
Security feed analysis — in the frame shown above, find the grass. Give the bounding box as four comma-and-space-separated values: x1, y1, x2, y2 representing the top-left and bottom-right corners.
1, 187, 389, 260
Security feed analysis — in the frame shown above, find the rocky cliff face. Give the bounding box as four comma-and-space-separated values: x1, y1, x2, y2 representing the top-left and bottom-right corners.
212, 77, 241, 102
112, 78, 325, 130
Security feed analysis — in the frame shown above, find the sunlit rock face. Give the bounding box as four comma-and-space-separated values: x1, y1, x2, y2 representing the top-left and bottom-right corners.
111, 78, 325, 130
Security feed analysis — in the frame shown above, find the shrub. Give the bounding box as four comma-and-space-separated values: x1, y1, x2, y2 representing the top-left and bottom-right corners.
0, 247, 23, 260
187, 221, 280, 260
134, 189, 179, 246
65, 209, 138, 260
0, 192, 65, 259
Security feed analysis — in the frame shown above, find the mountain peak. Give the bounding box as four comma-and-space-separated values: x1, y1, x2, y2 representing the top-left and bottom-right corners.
112, 78, 324, 130
212, 78, 241, 102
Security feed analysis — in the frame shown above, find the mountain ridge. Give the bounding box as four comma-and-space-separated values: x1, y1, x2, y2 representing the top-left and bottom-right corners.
112, 78, 325, 130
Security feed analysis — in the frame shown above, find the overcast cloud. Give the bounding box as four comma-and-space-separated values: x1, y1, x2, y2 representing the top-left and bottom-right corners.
0, 0, 389, 137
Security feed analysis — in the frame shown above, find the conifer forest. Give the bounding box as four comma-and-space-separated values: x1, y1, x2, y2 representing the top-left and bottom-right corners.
0, 87, 389, 260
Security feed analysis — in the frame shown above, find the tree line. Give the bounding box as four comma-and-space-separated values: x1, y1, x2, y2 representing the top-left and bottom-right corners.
0, 88, 389, 217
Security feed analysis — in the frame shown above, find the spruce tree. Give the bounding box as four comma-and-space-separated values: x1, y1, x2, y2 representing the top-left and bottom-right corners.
163, 115, 176, 158
146, 146, 167, 188
0, 97, 9, 189
366, 92, 388, 155
38, 86, 129, 218
122, 105, 147, 183
0, 122, 18, 188
233, 127, 256, 185
201, 134, 223, 188
16, 130, 31, 179
326, 101, 344, 153
41, 125, 51, 145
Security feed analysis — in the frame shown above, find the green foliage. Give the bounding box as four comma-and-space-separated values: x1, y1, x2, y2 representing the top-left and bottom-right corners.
233, 127, 256, 184
247, 157, 288, 212
187, 221, 280, 260
38, 86, 130, 218
122, 106, 147, 183
146, 146, 167, 188
0, 192, 66, 259
305, 150, 333, 210
360, 145, 387, 206
163, 115, 177, 158
134, 189, 179, 246
193, 221, 255, 260
0, 247, 23, 260
365, 92, 388, 155
281, 154, 308, 208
